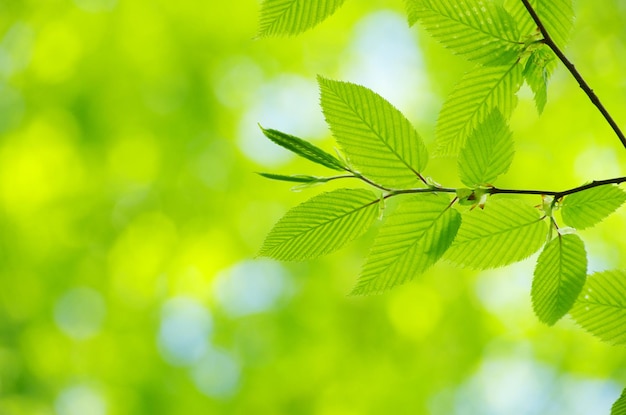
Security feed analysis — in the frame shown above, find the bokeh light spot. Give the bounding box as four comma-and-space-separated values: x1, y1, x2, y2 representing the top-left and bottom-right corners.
213, 56, 264, 109
213, 260, 289, 317
0, 83, 24, 133
158, 297, 212, 366
108, 132, 161, 187
575, 146, 621, 180
0, 115, 84, 215
31, 22, 82, 83
54, 287, 106, 340
341, 11, 434, 114
442, 358, 620, 415
73, 0, 117, 13
388, 283, 442, 340
474, 259, 534, 315
0, 22, 34, 76
109, 212, 178, 306
238, 74, 327, 167
55, 385, 106, 415
191, 138, 234, 191
190, 348, 240, 399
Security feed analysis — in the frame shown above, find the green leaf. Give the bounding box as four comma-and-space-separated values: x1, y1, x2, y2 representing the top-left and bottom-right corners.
257, 172, 329, 184
612, 389, 626, 415
531, 233, 587, 326
260, 126, 346, 171
505, 0, 572, 113
570, 270, 626, 345
257, 0, 347, 37
259, 188, 378, 261
352, 194, 460, 295
523, 45, 557, 114
506, 0, 574, 49
406, 0, 523, 65
434, 62, 523, 157
319, 76, 429, 188
561, 185, 626, 230
458, 110, 515, 187
444, 199, 548, 269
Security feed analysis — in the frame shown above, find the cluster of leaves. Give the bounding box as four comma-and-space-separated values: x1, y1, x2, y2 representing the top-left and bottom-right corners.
258, 75, 626, 332
257, 0, 626, 412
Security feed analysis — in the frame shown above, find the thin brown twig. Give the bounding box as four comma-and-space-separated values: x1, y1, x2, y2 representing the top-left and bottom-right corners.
520, 0, 626, 150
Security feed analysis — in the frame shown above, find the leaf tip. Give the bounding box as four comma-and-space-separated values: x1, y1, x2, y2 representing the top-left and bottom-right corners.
534, 311, 560, 327
348, 284, 379, 297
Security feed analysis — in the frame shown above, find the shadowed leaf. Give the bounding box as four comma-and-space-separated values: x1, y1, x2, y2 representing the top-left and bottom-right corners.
260, 126, 347, 171
523, 45, 557, 113
458, 110, 515, 187
612, 388, 626, 415
434, 62, 523, 156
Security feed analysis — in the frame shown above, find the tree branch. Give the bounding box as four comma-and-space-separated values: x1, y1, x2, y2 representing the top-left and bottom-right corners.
520, 0, 626, 150
489, 176, 626, 198
339, 172, 626, 200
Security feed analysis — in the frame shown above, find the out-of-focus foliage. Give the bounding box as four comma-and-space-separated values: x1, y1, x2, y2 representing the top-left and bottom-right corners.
1, 0, 626, 414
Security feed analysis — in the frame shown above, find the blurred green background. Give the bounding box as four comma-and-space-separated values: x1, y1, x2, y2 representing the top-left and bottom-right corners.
1, 0, 626, 414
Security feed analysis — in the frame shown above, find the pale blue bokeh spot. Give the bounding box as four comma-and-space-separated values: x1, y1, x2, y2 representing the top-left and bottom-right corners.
238, 75, 327, 166
214, 260, 288, 317
55, 385, 106, 415
158, 297, 213, 366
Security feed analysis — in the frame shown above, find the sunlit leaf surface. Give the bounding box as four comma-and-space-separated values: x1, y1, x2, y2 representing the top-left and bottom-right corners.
259, 188, 379, 260
531, 233, 587, 326
506, 0, 574, 48
2, 0, 625, 413
571, 270, 626, 345
434, 63, 523, 156
561, 185, 626, 230
258, 0, 347, 36
319, 76, 429, 188
444, 199, 548, 269
406, 0, 523, 65
352, 194, 460, 294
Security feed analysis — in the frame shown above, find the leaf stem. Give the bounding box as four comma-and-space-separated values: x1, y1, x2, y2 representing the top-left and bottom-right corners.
519, 0, 626, 150
350, 172, 394, 192
385, 187, 457, 198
